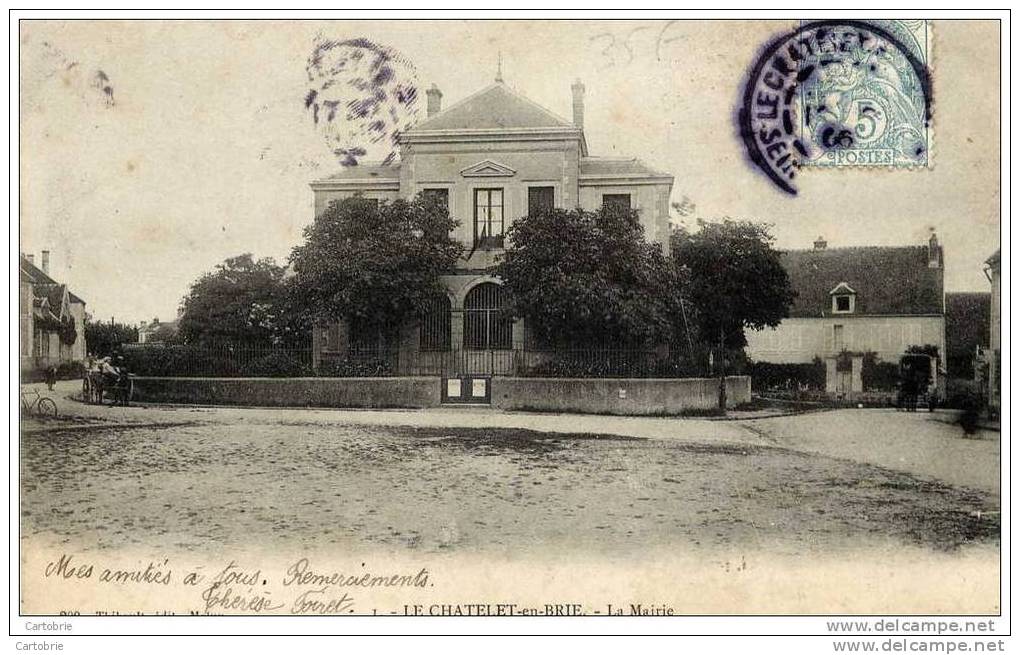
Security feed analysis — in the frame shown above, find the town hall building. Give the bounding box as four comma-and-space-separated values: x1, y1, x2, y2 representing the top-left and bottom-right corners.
309, 74, 674, 372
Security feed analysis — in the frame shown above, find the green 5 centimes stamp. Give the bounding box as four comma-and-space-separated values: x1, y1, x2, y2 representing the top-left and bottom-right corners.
740, 19, 932, 194
798, 20, 931, 169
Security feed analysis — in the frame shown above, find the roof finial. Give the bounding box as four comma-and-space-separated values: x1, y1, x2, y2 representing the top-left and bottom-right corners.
495, 51, 503, 83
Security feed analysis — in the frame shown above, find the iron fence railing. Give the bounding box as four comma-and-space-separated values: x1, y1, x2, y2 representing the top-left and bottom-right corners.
122, 343, 703, 379
317, 347, 700, 378
121, 343, 314, 378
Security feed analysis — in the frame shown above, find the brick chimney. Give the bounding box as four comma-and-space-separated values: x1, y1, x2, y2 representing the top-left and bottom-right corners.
426, 84, 443, 118
813, 236, 827, 250
928, 231, 941, 269
571, 79, 585, 129
41, 250, 50, 274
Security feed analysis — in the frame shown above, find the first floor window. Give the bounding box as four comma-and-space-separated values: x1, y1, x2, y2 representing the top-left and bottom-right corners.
474, 188, 505, 248
422, 188, 449, 214
833, 324, 845, 351
464, 282, 513, 350
528, 186, 555, 215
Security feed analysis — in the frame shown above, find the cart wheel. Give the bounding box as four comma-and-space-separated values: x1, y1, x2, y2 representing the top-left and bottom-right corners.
37, 397, 57, 417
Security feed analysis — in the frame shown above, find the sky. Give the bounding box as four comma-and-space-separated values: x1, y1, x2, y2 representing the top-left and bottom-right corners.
19, 19, 1001, 325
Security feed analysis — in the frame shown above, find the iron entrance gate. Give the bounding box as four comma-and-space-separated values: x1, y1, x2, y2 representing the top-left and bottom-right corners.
435, 351, 513, 405
401, 349, 518, 377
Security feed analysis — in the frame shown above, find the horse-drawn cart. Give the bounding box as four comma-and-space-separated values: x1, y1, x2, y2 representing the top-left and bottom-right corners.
82, 361, 134, 406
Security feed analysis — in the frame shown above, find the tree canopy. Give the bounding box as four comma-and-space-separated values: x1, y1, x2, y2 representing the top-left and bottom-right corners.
670, 219, 795, 350
177, 253, 299, 346
288, 194, 462, 332
85, 318, 138, 357
495, 206, 679, 348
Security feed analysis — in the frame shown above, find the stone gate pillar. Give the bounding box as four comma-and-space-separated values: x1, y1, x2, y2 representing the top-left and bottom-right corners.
825, 357, 838, 393
851, 356, 864, 393
450, 310, 464, 352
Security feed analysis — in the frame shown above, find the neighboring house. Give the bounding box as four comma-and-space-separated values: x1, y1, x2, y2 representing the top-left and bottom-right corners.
945, 292, 991, 380
19, 252, 87, 373
138, 317, 179, 344
309, 75, 674, 369
983, 249, 1000, 413
745, 234, 946, 395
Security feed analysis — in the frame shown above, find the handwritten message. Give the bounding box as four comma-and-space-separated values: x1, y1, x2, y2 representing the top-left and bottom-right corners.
43, 553, 432, 616
35, 552, 760, 616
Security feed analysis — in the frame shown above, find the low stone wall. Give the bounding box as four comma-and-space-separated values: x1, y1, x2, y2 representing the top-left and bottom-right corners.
133, 375, 751, 415
491, 376, 751, 415
133, 377, 440, 409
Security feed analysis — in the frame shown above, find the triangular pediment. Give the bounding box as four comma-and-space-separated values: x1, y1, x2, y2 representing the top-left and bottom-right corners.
829, 282, 856, 295
460, 159, 517, 178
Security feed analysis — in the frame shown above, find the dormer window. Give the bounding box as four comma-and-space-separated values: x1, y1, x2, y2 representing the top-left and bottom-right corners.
829, 282, 856, 314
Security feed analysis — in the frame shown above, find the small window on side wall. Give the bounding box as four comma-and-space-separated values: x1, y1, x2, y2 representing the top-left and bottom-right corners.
602, 193, 631, 212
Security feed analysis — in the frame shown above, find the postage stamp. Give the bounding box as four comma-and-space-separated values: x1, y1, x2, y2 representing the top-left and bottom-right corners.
740, 19, 933, 194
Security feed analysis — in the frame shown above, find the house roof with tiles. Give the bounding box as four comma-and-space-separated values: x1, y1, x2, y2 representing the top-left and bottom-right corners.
780, 244, 944, 318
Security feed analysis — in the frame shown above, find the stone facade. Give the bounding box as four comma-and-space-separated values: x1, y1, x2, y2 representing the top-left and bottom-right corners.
20, 253, 88, 373
308, 77, 674, 370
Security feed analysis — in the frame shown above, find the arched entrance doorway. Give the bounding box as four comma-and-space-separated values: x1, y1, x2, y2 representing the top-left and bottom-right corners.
463, 282, 513, 351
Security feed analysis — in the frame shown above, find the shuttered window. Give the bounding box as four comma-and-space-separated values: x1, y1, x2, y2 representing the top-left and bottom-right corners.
422, 188, 449, 214
602, 193, 631, 212
528, 186, 555, 215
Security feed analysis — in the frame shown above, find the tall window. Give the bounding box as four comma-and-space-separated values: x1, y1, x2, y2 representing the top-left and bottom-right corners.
528, 186, 555, 216
419, 294, 452, 352
833, 324, 845, 351
464, 283, 513, 350
422, 188, 449, 214
474, 188, 504, 248
602, 193, 631, 212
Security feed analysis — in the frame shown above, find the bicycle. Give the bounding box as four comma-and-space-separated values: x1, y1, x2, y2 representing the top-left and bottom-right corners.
21, 389, 58, 418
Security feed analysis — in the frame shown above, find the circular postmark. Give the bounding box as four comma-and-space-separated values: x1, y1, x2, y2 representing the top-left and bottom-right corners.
739, 20, 932, 195
305, 37, 420, 167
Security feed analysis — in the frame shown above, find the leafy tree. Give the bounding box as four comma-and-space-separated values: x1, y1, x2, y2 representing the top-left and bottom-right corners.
288, 195, 462, 343
178, 254, 298, 346
670, 219, 795, 410
84, 317, 138, 357
495, 205, 680, 348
